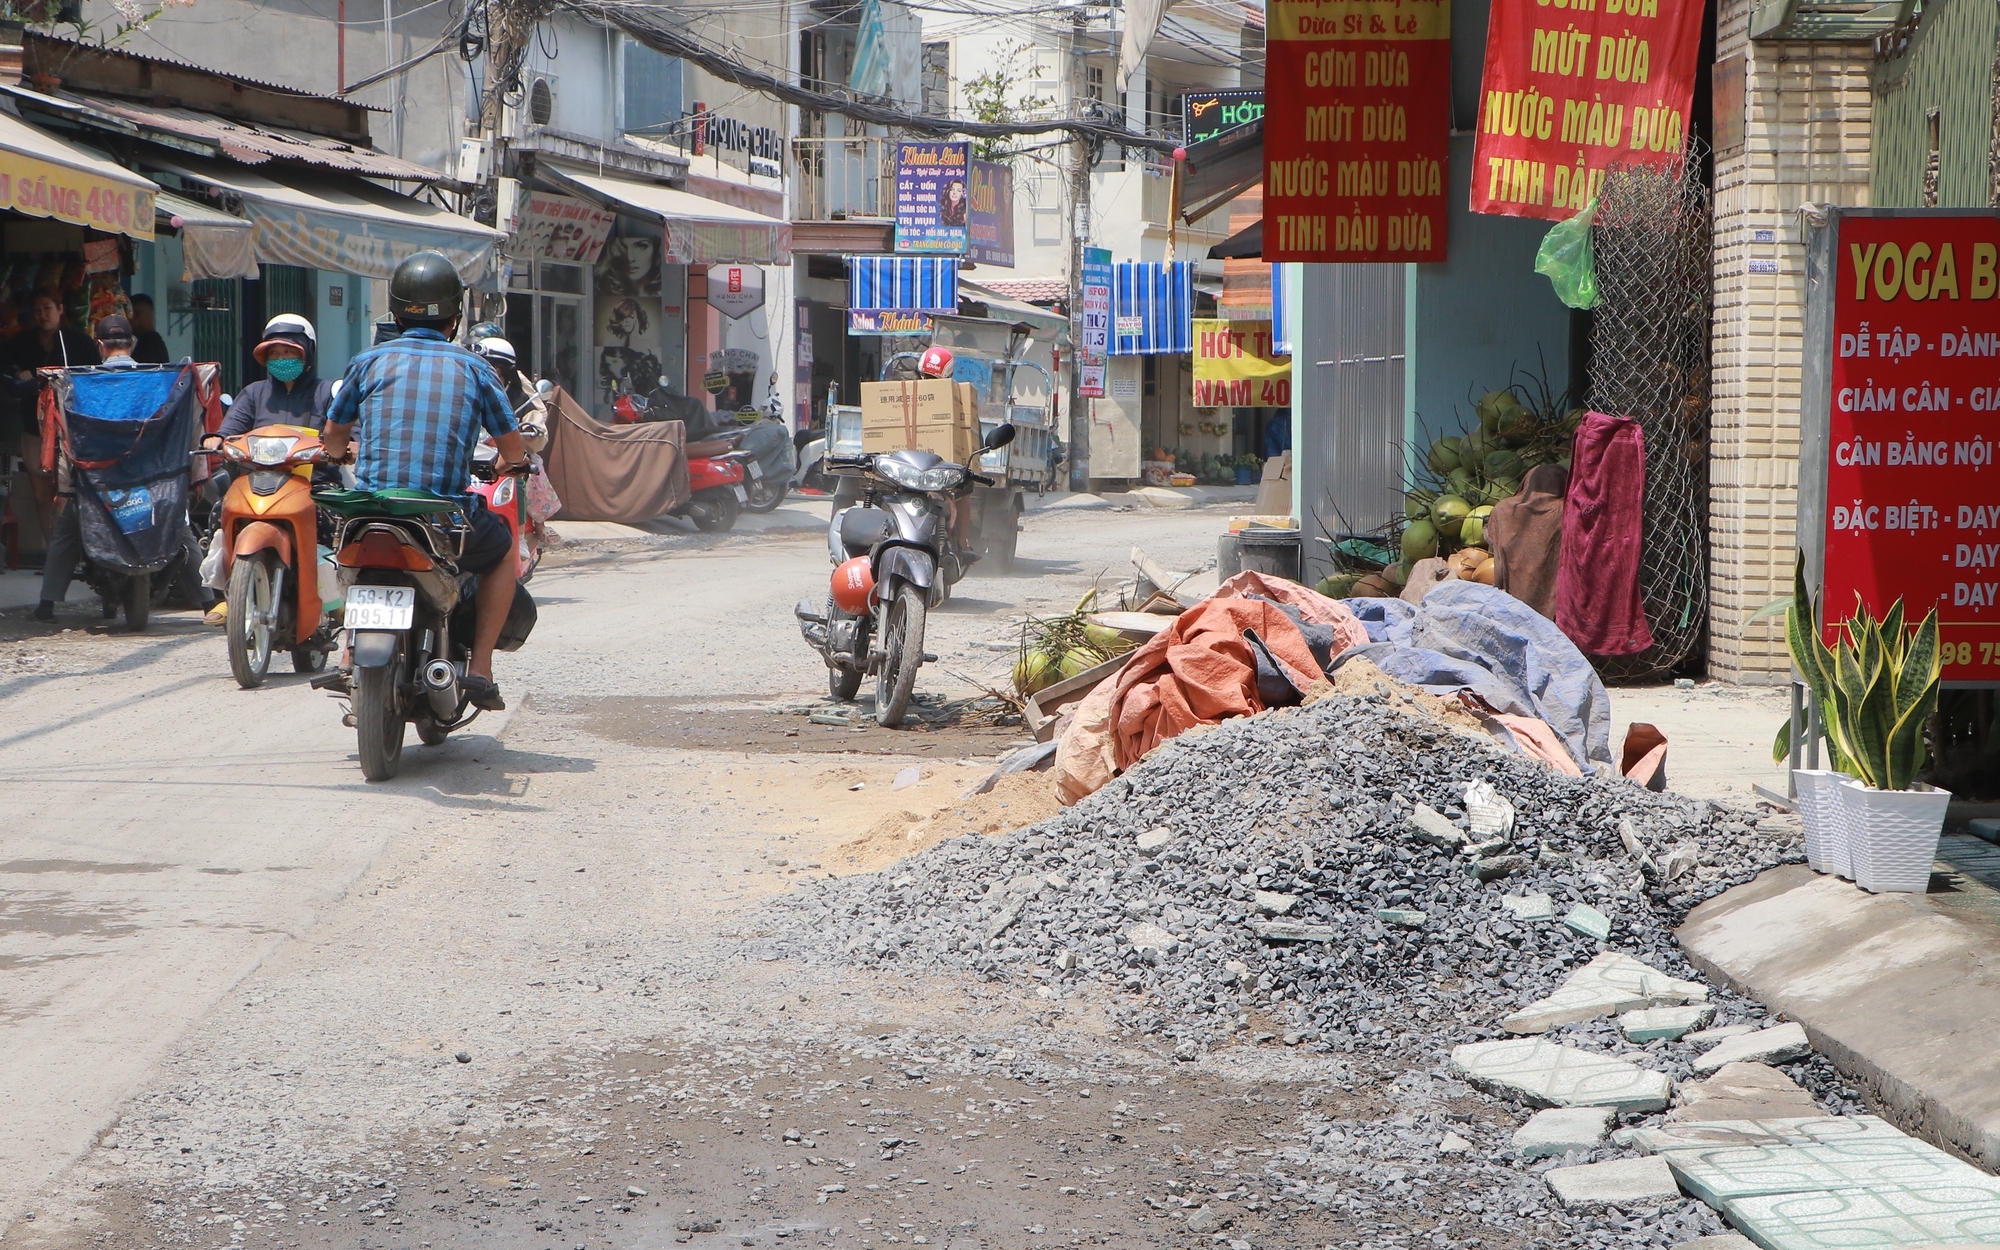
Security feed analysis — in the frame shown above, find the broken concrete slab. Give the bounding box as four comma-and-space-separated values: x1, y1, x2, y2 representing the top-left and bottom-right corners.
1672, 1237, 1756, 1250
1504, 892, 1556, 922
1679, 863, 2000, 1171
1543, 1156, 1681, 1210
1619, 1116, 1877, 1156
1685, 1023, 1758, 1051
1252, 890, 1298, 916
1406, 804, 1465, 850
1125, 923, 1181, 954
1135, 827, 1177, 856
1564, 903, 1614, 941
1501, 951, 1710, 1034
1438, 1131, 1472, 1154
1450, 1037, 1673, 1112
1667, 1062, 1828, 1124
1253, 921, 1336, 942
1692, 1022, 1812, 1075
1376, 908, 1428, 928
1513, 1105, 1616, 1159
1728, 1181, 2000, 1248
1620, 1003, 1717, 1042
1470, 854, 1532, 882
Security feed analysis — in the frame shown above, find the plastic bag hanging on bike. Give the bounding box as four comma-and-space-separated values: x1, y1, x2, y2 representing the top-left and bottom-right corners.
1533, 199, 1600, 311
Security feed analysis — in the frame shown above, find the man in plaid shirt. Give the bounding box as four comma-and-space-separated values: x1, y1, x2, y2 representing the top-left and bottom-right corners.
322, 251, 526, 711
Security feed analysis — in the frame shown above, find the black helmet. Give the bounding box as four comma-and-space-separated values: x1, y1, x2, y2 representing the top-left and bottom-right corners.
388, 250, 463, 325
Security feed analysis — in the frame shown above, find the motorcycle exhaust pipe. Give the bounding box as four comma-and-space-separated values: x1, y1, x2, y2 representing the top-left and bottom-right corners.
423, 658, 460, 719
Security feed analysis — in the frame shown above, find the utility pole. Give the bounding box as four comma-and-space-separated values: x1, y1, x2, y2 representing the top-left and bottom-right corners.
1066, 9, 1092, 492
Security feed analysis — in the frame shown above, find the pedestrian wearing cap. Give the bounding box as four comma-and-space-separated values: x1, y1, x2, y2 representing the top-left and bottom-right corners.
221, 313, 336, 437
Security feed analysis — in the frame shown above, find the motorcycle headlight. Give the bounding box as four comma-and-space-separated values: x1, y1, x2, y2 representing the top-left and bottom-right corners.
248, 436, 293, 467
874, 459, 966, 493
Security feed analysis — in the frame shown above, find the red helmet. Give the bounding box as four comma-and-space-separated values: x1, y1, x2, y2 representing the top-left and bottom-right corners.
831, 556, 875, 614
919, 345, 954, 378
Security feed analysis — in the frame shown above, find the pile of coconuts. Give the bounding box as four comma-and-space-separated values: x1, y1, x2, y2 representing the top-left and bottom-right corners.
1317, 385, 1579, 599
1011, 590, 1140, 698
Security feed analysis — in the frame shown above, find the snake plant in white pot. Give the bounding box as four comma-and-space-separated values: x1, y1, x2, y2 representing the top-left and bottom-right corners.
1784, 552, 1947, 893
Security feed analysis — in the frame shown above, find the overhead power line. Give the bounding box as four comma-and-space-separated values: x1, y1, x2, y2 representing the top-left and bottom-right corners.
560, 0, 1180, 154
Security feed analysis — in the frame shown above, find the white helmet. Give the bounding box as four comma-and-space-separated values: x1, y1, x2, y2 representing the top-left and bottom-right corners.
262, 312, 316, 342
474, 336, 517, 365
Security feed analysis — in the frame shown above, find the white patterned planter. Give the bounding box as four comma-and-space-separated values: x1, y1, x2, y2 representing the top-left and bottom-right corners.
1792, 769, 1851, 879
1837, 779, 1951, 894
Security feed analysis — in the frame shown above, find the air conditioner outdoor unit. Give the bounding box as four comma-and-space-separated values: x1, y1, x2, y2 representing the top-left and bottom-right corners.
527, 76, 557, 127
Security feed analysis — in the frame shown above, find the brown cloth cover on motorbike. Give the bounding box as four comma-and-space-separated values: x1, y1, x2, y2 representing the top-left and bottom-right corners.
541, 386, 690, 523
1485, 463, 1569, 619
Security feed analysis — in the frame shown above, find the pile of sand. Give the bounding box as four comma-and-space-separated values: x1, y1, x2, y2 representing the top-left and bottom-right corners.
834, 771, 1063, 870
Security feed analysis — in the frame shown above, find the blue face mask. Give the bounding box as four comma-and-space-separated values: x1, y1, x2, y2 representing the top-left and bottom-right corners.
267, 357, 305, 383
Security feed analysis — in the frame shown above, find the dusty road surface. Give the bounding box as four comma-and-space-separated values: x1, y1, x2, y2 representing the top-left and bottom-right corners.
0, 501, 1438, 1250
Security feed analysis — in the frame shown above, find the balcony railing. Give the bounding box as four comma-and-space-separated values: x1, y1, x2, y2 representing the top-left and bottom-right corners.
791, 135, 897, 221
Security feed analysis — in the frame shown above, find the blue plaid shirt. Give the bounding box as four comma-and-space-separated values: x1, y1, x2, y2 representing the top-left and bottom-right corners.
326, 328, 516, 500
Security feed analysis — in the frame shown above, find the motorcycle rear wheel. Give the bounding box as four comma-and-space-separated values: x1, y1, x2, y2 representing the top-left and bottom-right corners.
355, 662, 406, 781
414, 712, 449, 746
122, 573, 150, 632
227, 553, 275, 688
291, 646, 328, 674
742, 475, 786, 513
692, 488, 741, 533
875, 583, 927, 728
829, 665, 863, 701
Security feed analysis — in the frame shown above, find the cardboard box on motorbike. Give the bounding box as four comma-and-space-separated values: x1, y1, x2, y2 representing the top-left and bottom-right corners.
859, 380, 979, 463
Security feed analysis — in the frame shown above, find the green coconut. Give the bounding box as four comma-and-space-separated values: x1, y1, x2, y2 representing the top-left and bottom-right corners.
1485, 450, 1525, 480
1445, 467, 1476, 498
1058, 648, 1098, 679
1401, 519, 1439, 563
1013, 651, 1058, 695
1317, 573, 1362, 598
1428, 437, 1464, 475
1430, 495, 1472, 539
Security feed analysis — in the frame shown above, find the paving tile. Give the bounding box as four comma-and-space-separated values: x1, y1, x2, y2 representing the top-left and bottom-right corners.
1661, 1129, 1980, 1208
1674, 1236, 1757, 1249
1668, 1062, 1827, 1123
1622, 1116, 1898, 1156
1502, 951, 1710, 1034
1503, 892, 1556, 921
1545, 1156, 1681, 1210
1621, 1003, 1717, 1042
1686, 1023, 1758, 1051
1450, 1037, 1672, 1112
1376, 908, 1427, 927
1565, 903, 1613, 940
1728, 1182, 2000, 1248
1693, 1022, 1813, 1075
1514, 1105, 1616, 1158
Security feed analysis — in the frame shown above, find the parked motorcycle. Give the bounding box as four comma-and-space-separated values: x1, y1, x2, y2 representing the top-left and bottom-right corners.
314, 465, 539, 782
733, 406, 796, 513
795, 422, 1015, 727
199, 423, 340, 687
613, 388, 752, 532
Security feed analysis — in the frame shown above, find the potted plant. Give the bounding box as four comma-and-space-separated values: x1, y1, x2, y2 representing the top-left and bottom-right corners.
1784, 552, 1948, 893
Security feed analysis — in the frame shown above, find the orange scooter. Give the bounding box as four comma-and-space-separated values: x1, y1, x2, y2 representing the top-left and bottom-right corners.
200, 424, 340, 687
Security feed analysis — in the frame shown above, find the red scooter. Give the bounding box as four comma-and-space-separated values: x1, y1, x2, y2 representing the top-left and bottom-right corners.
613, 390, 750, 532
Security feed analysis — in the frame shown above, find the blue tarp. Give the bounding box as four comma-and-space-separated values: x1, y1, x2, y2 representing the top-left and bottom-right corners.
55, 365, 197, 573
1337, 581, 1613, 774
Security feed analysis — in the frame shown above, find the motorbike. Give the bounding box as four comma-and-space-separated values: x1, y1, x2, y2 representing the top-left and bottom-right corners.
313, 463, 539, 782
470, 379, 556, 582
733, 404, 796, 514
613, 388, 752, 533
198, 423, 340, 687
795, 422, 1015, 727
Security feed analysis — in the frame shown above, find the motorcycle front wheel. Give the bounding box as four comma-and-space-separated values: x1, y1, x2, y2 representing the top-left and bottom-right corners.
226, 552, 276, 688
692, 487, 741, 533
122, 572, 151, 632
355, 662, 406, 781
875, 583, 927, 728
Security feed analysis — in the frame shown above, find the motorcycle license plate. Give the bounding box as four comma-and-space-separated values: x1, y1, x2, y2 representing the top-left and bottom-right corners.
746, 461, 763, 479
343, 585, 416, 630
732, 484, 749, 502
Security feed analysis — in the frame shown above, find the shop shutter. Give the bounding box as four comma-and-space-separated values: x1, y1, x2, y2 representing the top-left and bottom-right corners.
260, 264, 314, 319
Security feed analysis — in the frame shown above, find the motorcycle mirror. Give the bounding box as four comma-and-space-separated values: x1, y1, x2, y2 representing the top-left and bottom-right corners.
219, 392, 233, 408
536, 378, 554, 396
329, 379, 343, 399
982, 423, 1017, 451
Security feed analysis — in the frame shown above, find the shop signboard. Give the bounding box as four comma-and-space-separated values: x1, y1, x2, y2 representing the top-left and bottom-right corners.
241, 201, 491, 282
1078, 359, 1106, 399
894, 141, 970, 254
1469, 0, 1704, 219
967, 160, 1015, 267
1262, 0, 1448, 262
1806, 208, 2000, 683
517, 191, 614, 263
706, 263, 765, 318
0, 150, 154, 242
1077, 246, 1112, 398
848, 308, 934, 335
1182, 90, 1264, 146
1191, 318, 1291, 407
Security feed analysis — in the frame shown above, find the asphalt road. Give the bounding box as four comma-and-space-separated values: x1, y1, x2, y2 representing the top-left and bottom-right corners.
0, 498, 1235, 1246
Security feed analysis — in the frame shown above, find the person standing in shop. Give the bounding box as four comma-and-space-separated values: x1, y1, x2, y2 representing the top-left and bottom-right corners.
8, 292, 99, 560
128, 294, 170, 364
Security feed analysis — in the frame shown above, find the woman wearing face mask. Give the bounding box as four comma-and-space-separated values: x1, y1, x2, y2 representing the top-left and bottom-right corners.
221, 313, 336, 436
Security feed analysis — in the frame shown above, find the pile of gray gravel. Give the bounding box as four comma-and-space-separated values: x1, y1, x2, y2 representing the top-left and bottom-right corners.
763, 690, 1820, 1250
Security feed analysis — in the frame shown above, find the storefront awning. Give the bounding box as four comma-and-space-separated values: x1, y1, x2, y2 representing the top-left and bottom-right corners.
0, 108, 155, 241
958, 279, 1070, 343
148, 156, 501, 283
1111, 261, 1194, 356
154, 188, 257, 280
546, 166, 792, 266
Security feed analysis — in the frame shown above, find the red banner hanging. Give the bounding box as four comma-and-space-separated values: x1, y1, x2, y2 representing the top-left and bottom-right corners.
1469, 0, 1704, 220
1262, 0, 1450, 263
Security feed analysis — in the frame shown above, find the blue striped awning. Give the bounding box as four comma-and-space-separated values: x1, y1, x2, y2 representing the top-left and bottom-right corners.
1110, 261, 1193, 355
847, 256, 959, 311
1272, 263, 1290, 357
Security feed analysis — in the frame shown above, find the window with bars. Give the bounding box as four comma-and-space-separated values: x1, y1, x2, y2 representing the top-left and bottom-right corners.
261, 264, 314, 319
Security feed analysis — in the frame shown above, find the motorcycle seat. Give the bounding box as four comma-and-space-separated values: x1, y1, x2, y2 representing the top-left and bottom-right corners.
685, 436, 742, 458
312, 487, 463, 518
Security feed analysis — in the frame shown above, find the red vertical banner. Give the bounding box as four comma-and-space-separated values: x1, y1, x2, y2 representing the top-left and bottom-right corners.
1470, 0, 1704, 220
1262, 0, 1451, 263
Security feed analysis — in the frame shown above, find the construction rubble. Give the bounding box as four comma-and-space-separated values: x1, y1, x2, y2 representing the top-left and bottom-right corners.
756, 685, 1929, 1249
